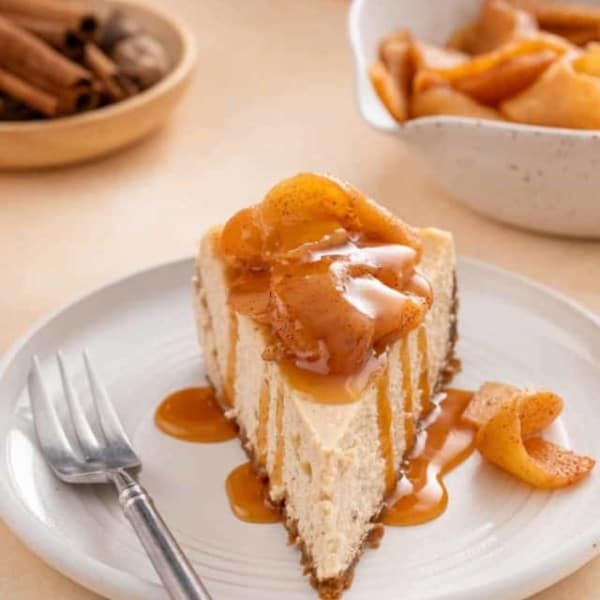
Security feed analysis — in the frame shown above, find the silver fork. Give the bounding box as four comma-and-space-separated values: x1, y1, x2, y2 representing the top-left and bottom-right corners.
28, 351, 212, 600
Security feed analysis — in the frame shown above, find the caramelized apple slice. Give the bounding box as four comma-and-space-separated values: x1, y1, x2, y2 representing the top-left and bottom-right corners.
506, 0, 600, 28
432, 37, 569, 82
573, 43, 600, 76
345, 275, 427, 343
379, 29, 413, 60
463, 381, 520, 427
446, 24, 479, 53
546, 25, 600, 46
454, 50, 556, 105
259, 174, 352, 252
270, 262, 375, 375
410, 43, 468, 71
382, 42, 414, 82
476, 401, 595, 489
259, 173, 422, 253
370, 30, 415, 123
471, 0, 538, 55
411, 86, 503, 120
464, 382, 563, 436
413, 70, 452, 94
221, 174, 423, 262
501, 57, 600, 129
524, 437, 596, 486
370, 60, 410, 123
380, 30, 414, 93
518, 390, 564, 436
220, 206, 264, 268
345, 187, 423, 253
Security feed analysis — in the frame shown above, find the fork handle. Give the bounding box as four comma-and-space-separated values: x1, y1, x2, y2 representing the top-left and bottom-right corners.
111, 470, 212, 600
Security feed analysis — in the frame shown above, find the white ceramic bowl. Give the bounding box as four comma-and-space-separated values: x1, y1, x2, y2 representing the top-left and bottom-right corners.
349, 0, 600, 239
0, 0, 196, 169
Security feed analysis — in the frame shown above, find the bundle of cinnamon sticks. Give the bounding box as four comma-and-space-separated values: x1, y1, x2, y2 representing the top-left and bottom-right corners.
0, 0, 169, 120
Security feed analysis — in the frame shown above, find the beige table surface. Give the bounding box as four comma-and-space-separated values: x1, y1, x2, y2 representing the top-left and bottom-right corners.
1, 0, 600, 598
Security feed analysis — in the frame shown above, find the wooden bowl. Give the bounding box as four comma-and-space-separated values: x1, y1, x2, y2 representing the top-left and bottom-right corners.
0, 0, 197, 169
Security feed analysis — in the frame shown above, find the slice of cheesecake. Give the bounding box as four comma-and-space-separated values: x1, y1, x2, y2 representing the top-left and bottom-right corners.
194, 174, 458, 598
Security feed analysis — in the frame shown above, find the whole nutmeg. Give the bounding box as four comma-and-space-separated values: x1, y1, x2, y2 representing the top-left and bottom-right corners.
100, 11, 143, 52
112, 34, 169, 89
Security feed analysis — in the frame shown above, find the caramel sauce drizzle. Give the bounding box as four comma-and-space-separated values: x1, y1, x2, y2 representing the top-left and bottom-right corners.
417, 326, 431, 415
154, 387, 237, 443
225, 462, 282, 524
400, 337, 415, 452
256, 378, 270, 466
376, 361, 396, 494
279, 355, 381, 405
383, 389, 476, 526
271, 384, 285, 489
224, 311, 238, 406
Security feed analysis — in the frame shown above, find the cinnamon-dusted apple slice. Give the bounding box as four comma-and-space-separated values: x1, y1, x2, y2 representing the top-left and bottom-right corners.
464, 381, 563, 436
476, 400, 595, 489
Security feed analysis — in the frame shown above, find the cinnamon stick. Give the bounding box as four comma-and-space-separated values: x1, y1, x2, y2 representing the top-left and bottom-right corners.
0, 15, 92, 90
55, 83, 98, 114
83, 42, 124, 100
1, 12, 83, 51
0, 67, 57, 116
10, 67, 97, 115
0, 0, 98, 37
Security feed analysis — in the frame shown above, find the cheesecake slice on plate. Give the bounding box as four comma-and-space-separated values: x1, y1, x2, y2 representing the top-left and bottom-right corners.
194, 173, 457, 598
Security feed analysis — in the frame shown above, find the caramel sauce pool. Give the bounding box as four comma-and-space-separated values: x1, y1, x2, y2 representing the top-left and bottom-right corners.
155, 387, 280, 523
154, 387, 237, 443
225, 462, 282, 524
383, 389, 476, 526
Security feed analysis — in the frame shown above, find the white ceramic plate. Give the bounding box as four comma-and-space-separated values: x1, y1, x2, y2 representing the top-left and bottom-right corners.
1, 257, 600, 600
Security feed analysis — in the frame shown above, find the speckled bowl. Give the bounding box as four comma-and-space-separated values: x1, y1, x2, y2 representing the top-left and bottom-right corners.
349, 0, 600, 238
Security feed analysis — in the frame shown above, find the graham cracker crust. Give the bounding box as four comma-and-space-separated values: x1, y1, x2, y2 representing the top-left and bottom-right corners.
200, 271, 460, 599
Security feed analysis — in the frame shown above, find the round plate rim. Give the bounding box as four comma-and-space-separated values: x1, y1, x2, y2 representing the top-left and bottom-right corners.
1, 255, 599, 600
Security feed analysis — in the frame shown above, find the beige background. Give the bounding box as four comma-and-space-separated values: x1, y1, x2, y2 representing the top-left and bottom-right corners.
1, 0, 599, 598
